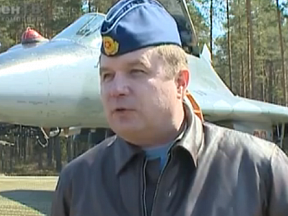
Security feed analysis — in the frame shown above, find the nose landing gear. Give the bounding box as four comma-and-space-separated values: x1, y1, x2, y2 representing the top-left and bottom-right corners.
273, 123, 287, 149
36, 127, 61, 147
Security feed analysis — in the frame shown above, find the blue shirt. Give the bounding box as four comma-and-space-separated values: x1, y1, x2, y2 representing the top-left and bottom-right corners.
143, 121, 187, 171
144, 142, 173, 171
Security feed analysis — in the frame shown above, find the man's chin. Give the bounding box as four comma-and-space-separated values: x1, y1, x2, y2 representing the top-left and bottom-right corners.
113, 125, 139, 134
112, 124, 143, 139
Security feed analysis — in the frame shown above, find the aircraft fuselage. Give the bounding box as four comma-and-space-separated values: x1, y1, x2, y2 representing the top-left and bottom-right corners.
0, 40, 108, 128
0, 12, 287, 147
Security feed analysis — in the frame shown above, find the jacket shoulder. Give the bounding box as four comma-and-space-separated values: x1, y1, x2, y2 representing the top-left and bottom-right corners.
201, 122, 288, 215
203, 122, 278, 161
59, 135, 117, 180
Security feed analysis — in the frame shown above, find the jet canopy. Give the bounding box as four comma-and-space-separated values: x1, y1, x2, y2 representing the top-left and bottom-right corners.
52, 13, 105, 49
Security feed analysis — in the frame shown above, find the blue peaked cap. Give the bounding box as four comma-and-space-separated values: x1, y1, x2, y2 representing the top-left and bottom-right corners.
100, 0, 182, 56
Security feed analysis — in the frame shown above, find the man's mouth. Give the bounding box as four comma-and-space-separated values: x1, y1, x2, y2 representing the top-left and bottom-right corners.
113, 107, 132, 112
115, 108, 126, 112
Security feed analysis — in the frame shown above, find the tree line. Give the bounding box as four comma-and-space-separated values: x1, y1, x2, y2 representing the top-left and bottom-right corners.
206, 0, 288, 106
0, 0, 287, 174
1, 0, 287, 104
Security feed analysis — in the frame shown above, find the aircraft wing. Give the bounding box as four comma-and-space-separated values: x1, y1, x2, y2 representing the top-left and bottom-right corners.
186, 44, 288, 124
235, 96, 288, 123
190, 89, 288, 124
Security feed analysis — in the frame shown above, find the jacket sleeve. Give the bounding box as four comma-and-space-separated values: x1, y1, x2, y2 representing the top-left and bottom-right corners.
268, 146, 288, 216
50, 169, 71, 216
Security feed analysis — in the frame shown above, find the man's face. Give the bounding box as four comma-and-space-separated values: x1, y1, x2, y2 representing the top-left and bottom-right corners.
99, 47, 188, 142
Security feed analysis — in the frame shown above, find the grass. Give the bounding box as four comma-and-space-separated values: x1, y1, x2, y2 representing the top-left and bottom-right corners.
0, 176, 58, 216
7, 163, 59, 176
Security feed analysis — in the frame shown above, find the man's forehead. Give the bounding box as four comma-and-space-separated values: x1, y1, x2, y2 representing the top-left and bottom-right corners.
100, 47, 153, 67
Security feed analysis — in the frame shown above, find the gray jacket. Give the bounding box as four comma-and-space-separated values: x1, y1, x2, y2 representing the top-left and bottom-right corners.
50, 104, 288, 216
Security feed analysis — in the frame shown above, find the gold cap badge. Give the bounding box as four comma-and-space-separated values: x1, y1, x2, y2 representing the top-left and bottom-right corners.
102, 36, 119, 56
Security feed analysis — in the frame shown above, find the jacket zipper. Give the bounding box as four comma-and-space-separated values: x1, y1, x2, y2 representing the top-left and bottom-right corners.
150, 153, 172, 216
142, 159, 148, 216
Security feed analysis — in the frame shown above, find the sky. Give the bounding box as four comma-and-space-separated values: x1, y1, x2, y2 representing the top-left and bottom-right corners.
195, 0, 288, 40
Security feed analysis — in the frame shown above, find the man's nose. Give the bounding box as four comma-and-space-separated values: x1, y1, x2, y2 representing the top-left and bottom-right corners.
109, 73, 130, 97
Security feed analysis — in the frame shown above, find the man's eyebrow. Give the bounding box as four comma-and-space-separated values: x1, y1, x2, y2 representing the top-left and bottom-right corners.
99, 57, 150, 75
126, 58, 150, 69
99, 66, 111, 75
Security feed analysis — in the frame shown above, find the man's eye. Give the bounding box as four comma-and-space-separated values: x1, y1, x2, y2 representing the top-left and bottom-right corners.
130, 69, 145, 74
102, 73, 113, 81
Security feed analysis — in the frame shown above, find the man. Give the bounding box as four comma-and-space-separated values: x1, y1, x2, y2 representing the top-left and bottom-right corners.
50, 0, 288, 215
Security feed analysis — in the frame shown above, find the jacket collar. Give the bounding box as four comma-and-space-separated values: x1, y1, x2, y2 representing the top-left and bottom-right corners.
174, 102, 204, 166
114, 103, 204, 174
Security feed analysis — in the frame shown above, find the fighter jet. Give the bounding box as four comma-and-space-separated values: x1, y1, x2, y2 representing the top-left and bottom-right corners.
0, 0, 287, 147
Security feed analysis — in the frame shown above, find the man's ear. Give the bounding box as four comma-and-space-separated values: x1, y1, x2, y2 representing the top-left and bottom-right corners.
176, 69, 189, 97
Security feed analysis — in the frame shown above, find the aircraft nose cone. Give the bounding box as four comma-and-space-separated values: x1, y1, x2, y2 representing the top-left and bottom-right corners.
0, 47, 50, 125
